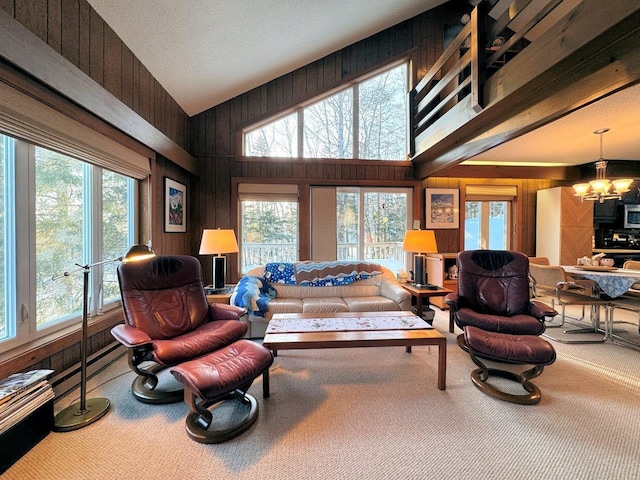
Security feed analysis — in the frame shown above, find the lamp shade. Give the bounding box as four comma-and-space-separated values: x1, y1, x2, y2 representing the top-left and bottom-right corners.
402, 229, 438, 254
199, 229, 239, 255
121, 244, 156, 263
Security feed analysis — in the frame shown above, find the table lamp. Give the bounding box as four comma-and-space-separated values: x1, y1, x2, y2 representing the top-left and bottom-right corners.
402, 229, 438, 287
52, 244, 155, 432
199, 229, 239, 292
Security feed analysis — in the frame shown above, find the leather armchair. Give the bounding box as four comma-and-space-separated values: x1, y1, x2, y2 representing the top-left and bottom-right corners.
445, 250, 557, 348
112, 255, 248, 404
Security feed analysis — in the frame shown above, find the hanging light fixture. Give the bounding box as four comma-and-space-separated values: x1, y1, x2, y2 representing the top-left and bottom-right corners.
573, 128, 634, 203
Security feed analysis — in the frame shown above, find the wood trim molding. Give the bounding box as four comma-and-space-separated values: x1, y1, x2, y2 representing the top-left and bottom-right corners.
0, 310, 124, 380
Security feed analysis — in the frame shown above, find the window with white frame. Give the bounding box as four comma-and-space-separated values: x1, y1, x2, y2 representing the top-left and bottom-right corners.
0, 135, 136, 349
238, 184, 299, 273
336, 187, 411, 272
243, 62, 408, 160
309, 186, 411, 271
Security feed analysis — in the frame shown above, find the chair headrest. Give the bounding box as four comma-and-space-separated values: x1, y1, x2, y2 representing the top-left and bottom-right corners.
118, 255, 202, 291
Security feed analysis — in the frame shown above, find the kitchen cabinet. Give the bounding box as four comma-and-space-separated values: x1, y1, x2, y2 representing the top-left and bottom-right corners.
536, 187, 594, 265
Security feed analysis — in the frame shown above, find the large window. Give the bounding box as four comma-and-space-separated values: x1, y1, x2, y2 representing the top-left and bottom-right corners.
239, 184, 299, 273
337, 187, 411, 272
463, 185, 517, 251
464, 200, 511, 250
0, 133, 135, 348
244, 62, 408, 160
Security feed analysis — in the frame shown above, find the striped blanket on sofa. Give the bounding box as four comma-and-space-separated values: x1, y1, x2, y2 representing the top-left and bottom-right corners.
264, 261, 382, 287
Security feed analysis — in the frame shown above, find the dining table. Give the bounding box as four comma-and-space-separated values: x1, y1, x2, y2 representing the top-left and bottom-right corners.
563, 265, 640, 343
563, 266, 640, 299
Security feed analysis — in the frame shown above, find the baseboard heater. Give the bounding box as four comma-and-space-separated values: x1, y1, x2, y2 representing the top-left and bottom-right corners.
50, 342, 126, 401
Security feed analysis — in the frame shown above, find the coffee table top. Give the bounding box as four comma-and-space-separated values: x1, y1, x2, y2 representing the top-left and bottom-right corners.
263, 311, 445, 350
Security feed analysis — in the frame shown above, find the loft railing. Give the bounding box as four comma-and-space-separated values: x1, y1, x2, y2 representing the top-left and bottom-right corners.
409, 0, 569, 161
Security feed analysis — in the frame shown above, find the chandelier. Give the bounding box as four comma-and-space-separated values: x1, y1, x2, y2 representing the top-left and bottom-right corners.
573, 128, 634, 203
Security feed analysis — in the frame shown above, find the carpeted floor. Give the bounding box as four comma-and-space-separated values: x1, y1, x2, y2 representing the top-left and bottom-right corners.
4, 305, 640, 480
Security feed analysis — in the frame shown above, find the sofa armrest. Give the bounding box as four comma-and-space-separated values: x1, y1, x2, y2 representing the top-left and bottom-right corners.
380, 279, 411, 310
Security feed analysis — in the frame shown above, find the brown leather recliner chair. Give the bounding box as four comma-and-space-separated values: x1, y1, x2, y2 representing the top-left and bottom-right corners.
112, 255, 248, 404
445, 250, 557, 348
445, 250, 559, 404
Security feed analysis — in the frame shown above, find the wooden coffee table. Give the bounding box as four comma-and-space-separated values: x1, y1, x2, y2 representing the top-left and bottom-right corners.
262, 311, 446, 390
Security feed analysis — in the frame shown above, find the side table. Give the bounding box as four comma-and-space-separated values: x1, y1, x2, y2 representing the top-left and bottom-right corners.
401, 283, 453, 330
206, 289, 232, 305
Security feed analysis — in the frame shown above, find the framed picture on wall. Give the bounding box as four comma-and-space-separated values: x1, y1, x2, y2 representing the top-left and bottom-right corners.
425, 188, 459, 229
164, 177, 187, 233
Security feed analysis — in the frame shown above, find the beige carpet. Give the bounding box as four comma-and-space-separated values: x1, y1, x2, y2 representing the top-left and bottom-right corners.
4, 306, 640, 480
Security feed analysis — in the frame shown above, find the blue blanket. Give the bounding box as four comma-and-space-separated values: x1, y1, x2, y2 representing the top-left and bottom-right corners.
230, 276, 276, 317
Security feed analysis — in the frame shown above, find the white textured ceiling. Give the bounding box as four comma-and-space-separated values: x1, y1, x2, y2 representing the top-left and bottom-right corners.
87, 0, 448, 117
465, 84, 640, 166
86, 0, 639, 167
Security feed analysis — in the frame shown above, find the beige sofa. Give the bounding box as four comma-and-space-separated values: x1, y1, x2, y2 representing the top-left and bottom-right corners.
238, 263, 411, 338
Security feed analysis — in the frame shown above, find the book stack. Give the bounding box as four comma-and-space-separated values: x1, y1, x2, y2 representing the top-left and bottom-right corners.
0, 369, 54, 435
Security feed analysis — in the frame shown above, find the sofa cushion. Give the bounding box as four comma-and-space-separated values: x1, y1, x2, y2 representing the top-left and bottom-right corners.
273, 283, 381, 300
302, 297, 349, 313
268, 298, 303, 314
343, 296, 402, 312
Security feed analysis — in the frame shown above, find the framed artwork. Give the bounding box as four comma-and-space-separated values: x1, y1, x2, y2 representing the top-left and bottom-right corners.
164, 177, 187, 233
425, 188, 459, 229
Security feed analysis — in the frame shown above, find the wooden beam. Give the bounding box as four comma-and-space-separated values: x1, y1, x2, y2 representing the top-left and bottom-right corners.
413, 1, 640, 178
0, 8, 197, 174
434, 164, 579, 181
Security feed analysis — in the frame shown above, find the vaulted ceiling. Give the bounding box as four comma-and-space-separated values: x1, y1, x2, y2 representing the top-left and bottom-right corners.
87, 0, 640, 168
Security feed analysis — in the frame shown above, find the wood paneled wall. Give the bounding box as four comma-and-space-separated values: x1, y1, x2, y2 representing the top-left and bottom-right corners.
190, 4, 467, 280
425, 177, 562, 256
0, 0, 189, 151
0, 0, 194, 378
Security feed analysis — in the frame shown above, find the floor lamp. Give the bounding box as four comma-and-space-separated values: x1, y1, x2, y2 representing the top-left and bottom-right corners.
199, 229, 239, 293
52, 244, 155, 432
402, 229, 438, 287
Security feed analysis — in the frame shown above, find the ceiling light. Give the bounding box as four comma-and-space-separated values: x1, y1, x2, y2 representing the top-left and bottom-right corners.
573, 128, 634, 203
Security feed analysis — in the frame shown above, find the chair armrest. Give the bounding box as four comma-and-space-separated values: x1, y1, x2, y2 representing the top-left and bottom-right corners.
444, 292, 459, 310
528, 300, 558, 320
209, 303, 246, 321
555, 282, 609, 305
111, 324, 152, 348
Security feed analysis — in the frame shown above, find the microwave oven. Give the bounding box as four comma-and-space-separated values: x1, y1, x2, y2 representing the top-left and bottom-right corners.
624, 204, 640, 228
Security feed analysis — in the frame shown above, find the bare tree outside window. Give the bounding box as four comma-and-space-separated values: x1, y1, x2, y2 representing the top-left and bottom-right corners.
243, 62, 408, 160
359, 64, 407, 160
245, 113, 297, 157
241, 200, 298, 272
304, 90, 353, 158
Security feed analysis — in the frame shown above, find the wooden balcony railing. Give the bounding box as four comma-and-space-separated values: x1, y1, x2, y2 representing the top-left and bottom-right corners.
408, 0, 640, 178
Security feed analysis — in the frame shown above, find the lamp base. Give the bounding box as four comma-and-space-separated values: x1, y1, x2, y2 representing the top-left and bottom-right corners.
53, 397, 110, 432
413, 254, 426, 286
212, 256, 226, 291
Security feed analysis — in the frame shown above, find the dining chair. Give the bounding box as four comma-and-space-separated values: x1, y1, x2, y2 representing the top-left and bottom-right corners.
607, 260, 640, 349
529, 263, 607, 343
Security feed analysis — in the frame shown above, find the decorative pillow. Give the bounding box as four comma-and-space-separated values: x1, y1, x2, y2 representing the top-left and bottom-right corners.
264, 262, 296, 284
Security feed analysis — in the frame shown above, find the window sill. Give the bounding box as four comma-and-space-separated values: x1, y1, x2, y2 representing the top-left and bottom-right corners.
0, 310, 124, 379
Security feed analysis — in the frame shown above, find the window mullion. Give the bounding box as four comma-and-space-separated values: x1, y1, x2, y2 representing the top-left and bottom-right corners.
297, 108, 303, 158
89, 166, 103, 317
13, 141, 33, 342
353, 84, 359, 159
